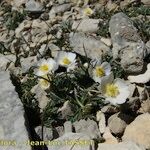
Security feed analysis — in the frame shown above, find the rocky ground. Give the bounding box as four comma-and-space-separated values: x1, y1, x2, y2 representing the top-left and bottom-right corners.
0, 0, 150, 150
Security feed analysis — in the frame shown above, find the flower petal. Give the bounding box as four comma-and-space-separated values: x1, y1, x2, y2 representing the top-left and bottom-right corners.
67, 52, 76, 62
101, 62, 111, 75
100, 72, 114, 93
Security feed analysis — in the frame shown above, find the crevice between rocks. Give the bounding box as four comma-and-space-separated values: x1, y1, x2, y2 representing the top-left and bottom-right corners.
10, 73, 48, 150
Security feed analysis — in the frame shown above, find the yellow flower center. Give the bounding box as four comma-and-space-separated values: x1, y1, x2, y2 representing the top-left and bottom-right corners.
95, 66, 105, 77
84, 8, 93, 15
105, 84, 119, 98
63, 57, 71, 65
39, 64, 49, 72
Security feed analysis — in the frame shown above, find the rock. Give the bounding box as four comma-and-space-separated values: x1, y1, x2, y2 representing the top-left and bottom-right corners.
0, 28, 15, 50
32, 19, 49, 31
139, 100, 150, 113
73, 119, 101, 139
98, 141, 145, 150
31, 84, 50, 111
146, 40, 150, 49
20, 56, 37, 73
96, 111, 106, 134
123, 113, 150, 149
141, 0, 150, 5
15, 20, 32, 38
15, 19, 53, 46
48, 132, 94, 150
108, 113, 133, 135
48, 43, 60, 58
100, 37, 112, 47
120, 0, 133, 9
58, 101, 73, 119
72, 19, 100, 33
0, 54, 16, 71
25, 0, 44, 12
109, 12, 146, 74
106, 0, 118, 11
103, 127, 118, 144
69, 32, 110, 59
35, 126, 53, 140
146, 40, 150, 56
0, 71, 30, 150
10, 0, 26, 10
101, 105, 119, 114
37, 44, 48, 58
53, 126, 64, 138
64, 121, 72, 133
49, 4, 72, 18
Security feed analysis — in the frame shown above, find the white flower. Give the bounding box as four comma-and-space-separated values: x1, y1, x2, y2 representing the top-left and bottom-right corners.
35, 58, 58, 76
83, 7, 94, 16
101, 78, 130, 105
39, 75, 50, 90
56, 51, 77, 71
92, 61, 111, 83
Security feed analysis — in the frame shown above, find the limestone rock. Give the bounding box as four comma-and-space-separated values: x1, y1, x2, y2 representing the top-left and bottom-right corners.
139, 100, 150, 113
64, 121, 72, 133
69, 32, 110, 59
25, 0, 44, 12
73, 119, 101, 139
31, 84, 50, 111
109, 12, 146, 74
101, 105, 119, 114
53, 126, 64, 138
58, 101, 73, 119
0, 71, 31, 150
103, 127, 118, 144
49, 4, 72, 18
108, 113, 133, 135
35, 126, 53, 140
96, 111, 106, 134
123, 113, 150, 149
20, 56, 37, 73
72, 19, 100, 33
0, 54, 16, 71
98, 141, 145, 150
141, 0, 150, 5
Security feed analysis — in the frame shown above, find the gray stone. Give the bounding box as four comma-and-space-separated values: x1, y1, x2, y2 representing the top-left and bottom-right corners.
48, 43, 60, 58
72, 19, 100, 33
123, 113, 150, 149
0, 71, 31, 150
101, 105, 119, 114
54, 126, 64, 138
98, 141, 145, 150
109, 12, 146, 73
25, 0, 44, 12
64, 121, 72, 133
69, 32, 110, 59
20, 56, 37, 73
73, 119, 101, 139
146, 40, 150, 55
108, 113, 133, 135
141, 0, 150, 5
35, 126, 53, 140
48, 132, 94, 150
31, 85, 50, 111
0, 54, 16, 71
49, 4, 72, 18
